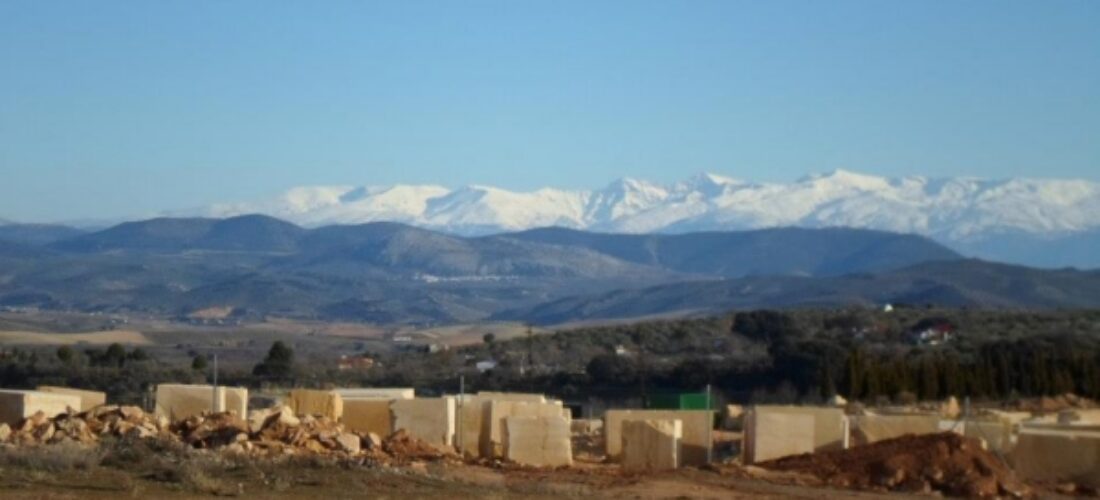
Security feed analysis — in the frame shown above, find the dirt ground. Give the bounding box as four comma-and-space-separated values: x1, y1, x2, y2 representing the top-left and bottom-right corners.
0, 458, 917, 500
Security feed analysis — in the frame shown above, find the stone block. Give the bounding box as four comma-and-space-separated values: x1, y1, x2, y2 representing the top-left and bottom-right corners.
605, 410, 713, 466
1012, 427, 1100, 488
476, 391, 546, 403
743, 411, 815, 464
457, 397, 489, 457
334, 388, 415, 400
36, 386, 107, 412
224, 387, 248, 416
851, 413, 940, 445
155, 384, 247, 420
622, 419, 681, 471
342, 398, 393, 435
454, 393, 558, 458
287, 389, 343, 419
749, 406, 848, 452
503, 415, 572, 467
486, 400, 567, 458
392, 397, 455, 450
0, 389, 82, 425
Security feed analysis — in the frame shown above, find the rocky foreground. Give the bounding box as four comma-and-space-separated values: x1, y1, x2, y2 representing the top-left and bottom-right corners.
0, 405, 445, 462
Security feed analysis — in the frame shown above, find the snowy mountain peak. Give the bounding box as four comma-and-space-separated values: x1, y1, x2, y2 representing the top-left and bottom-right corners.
181, 171, 1100, 245
802, 169, 892, 191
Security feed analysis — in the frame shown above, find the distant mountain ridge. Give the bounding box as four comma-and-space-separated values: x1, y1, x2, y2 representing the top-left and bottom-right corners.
500, 226, 960, 277
0, 215, 997, 324
41, 215, 958, 279
497, 260, 1100, 325
161, 170, 1100, 268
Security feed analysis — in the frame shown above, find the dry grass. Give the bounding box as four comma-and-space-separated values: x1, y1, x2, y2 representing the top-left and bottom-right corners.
0, 441, 103, 472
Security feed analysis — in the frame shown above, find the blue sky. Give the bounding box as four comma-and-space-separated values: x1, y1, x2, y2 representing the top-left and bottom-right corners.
1, 1, 1097, 222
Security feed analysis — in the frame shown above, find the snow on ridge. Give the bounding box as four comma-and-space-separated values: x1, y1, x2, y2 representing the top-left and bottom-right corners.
177, 171, 1100, 242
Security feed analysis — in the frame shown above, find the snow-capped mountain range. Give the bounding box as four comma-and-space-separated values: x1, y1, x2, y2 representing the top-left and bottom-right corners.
186, 170, 1100, 245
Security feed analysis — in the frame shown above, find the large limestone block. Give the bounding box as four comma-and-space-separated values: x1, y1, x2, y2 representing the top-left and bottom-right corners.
454, 393, 557, 457
392, 397, 455, 450
476, 392, 546, 403
0, 390, 82, 425
1012, 427, 1100, 488
984, 410, 1032, 427
287, 389, 343, 419
605, 410, 714, 466
334, 388, 414, 400
852, 413, 940, 445
486, 400, 567, 458
750, 406, 848, 452
622, 419, 681, 471
343, 398, 393, 435
155, 384, 247, 420
503, 415, 572, 467
224, 387, 248, 416
457, 397, 489, 457
743, 411, 815, 464
36, 386, 106, 411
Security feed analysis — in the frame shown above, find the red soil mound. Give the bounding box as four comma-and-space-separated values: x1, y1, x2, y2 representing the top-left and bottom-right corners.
758, 432, 1030, 498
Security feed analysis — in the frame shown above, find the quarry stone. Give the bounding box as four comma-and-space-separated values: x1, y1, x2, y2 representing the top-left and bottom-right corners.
486, 400, 566, 458
336, 433, 361, 453
1012, 426, 1100, 488
476, 392, 546, 403
503, 415, 572, 467
342, 398, 393, 436
0, 390, 82, 425
851, 413, 941, 445
391, 397, 455, 450
36, 386, 107, 412
287, 389, 343, 419
743, 411, 815, 464
334, 388, 415, 400
605, 410, 713, 466
622, 418, 681, 471
457, 396, 489, 457
224, 387, 248, 417
155, 384, 248, 421
748, 406, 848, 453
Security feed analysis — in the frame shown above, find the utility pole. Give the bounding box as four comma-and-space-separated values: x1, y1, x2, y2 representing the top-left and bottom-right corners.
705, 383, 713, 464
457, 375, 465, 452
526, 324, 535, 371
211, 354, 219, 412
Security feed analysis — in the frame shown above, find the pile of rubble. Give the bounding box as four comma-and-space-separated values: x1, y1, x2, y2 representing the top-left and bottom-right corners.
758, 433, 1031, 498
0, 405, 168, 445
0, 405, 446, 462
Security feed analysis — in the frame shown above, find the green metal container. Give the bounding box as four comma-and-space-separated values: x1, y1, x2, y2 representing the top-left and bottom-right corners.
646, 392, 712, 410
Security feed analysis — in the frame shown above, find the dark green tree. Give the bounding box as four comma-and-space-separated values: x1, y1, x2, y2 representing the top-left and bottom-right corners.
56, 346, 75, 364
253, 341, 295, 379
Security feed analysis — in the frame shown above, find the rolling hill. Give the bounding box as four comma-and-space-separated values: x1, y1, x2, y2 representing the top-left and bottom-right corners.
501, 226, 960, 277
495, 260, 1100, 325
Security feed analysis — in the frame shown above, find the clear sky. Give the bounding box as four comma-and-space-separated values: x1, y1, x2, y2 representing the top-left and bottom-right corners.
1, 1, 1097, 222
